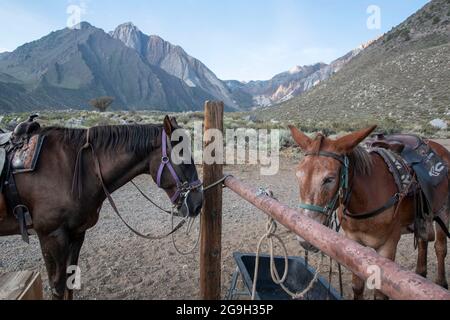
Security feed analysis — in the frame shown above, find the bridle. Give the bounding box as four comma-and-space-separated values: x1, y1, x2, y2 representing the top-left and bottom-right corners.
72, 127, 203, 241
297, 150, 404, 229
298, 151, 349, 228
156, 129, 202, 208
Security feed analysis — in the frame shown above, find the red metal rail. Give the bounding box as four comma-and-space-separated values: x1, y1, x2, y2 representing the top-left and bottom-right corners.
224, 175, 450, 300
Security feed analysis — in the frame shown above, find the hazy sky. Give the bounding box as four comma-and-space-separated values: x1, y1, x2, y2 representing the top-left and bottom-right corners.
0, 0, 429, 81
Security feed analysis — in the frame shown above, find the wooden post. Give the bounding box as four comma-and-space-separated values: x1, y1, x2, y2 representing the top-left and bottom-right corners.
200, 101, 224, 300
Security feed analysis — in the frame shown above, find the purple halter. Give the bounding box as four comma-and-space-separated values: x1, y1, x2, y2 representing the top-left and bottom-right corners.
156, 130, 202, 204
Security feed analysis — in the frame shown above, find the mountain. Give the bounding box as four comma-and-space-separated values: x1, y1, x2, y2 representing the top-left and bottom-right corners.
0, 22, 222, 112
111, 22, 239, 110
225, 45, 369, 108
259, 0, 450, 127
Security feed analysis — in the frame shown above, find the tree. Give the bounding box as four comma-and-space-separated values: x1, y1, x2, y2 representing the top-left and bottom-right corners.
89, 96, 114, 112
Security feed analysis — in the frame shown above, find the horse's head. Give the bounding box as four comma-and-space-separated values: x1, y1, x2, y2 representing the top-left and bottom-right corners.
149, 116, 203, 218
288, 125, 377, 251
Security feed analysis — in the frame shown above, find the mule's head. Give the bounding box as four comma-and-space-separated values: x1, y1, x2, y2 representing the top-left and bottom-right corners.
288, 125, 376, 251
149, 116, 203, 218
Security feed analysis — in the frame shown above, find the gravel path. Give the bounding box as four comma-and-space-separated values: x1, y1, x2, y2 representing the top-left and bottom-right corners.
1, 153, 449, 300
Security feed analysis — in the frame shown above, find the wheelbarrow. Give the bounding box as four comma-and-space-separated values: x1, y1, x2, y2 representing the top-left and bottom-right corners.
226, 252, 342, 300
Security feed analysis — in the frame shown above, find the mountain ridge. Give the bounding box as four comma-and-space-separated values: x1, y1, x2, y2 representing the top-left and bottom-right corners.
0, 22, 220, 112
225, 43, 370, 108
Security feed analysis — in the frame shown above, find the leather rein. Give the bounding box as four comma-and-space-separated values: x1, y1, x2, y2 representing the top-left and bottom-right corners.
298, 151, 406, 227
72, 128, 202, 240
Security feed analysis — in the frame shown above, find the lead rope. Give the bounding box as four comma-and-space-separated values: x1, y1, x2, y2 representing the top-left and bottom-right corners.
251, 189, 324, 300
170, 175, 234, 255
171, 190, 202, 255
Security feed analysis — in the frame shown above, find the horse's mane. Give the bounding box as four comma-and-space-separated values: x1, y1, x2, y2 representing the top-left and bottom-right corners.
40, 124, 163, 157
349, 146, 373, 176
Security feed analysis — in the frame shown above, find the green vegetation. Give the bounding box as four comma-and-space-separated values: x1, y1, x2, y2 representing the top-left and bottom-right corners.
384, 27, 411, 43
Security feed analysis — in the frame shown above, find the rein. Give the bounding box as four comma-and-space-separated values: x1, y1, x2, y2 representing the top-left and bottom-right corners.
298, 151, 405, 225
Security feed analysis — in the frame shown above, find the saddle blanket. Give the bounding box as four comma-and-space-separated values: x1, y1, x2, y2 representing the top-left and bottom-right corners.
370, 148, 414, 194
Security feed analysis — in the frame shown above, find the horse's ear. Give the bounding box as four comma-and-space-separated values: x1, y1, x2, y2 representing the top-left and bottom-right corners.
335, 125, 377, 153
163, 115, 174, 136
288, 125, 312, 150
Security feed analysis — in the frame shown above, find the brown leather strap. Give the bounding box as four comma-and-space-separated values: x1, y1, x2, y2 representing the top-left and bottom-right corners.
434, 216, 450, 239
72, 128, 91, 199
343, 194, 400, 220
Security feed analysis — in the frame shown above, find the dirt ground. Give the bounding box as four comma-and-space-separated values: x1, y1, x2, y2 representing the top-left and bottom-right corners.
0, 140, 449, 300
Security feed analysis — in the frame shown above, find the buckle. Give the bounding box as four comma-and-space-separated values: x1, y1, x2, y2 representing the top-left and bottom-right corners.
161, 156, 170, 164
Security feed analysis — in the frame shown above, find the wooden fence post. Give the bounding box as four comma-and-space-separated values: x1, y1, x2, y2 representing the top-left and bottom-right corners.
200, 101, 224, 300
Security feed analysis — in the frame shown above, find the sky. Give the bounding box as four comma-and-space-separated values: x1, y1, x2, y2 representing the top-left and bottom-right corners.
0, 0, 430, 81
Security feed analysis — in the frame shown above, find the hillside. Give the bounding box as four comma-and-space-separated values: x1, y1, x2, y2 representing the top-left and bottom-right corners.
258, 0, 450, 132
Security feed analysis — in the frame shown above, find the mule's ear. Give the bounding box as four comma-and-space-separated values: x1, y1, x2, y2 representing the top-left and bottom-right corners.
170, 117, 180, 129
163, 115, 175, 136
335, 125, 377, 153
288, 125, 312, 150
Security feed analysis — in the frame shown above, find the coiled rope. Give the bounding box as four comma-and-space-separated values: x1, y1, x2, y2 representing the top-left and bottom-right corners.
251, 188, 324, 300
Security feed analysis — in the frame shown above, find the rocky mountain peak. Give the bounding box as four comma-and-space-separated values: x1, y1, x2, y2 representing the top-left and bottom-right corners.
71, 21, 94, 30
111, 22, 239, 109
288, 65, 303, 74
111, 22, 146, 53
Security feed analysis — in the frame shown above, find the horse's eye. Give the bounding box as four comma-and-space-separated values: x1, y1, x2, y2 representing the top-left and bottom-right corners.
323, 177, 335, 185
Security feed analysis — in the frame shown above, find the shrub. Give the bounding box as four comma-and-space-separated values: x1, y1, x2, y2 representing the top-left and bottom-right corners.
89, 96, 114, 112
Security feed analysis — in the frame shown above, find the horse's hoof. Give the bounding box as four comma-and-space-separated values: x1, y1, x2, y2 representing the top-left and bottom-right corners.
435, 280, 448, 290
416, 271, 427, 278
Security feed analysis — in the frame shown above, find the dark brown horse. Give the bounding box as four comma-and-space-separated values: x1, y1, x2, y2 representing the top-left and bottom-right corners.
0, 116, 203, 299
289, 125, 449, 300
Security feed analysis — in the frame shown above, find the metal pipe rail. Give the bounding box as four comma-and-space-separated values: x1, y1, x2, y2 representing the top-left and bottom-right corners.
224, 175, 450, 300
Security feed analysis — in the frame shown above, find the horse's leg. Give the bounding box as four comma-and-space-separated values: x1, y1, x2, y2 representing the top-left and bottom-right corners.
65, 232, 86, 300
416, 239, 428, 278
38, 228, 71, 300
374, 231, 401, 300
352, 273, 365, 300
434, 215, 449, 289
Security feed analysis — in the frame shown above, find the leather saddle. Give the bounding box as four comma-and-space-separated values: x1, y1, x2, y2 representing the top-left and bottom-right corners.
367, 133, 448, 242
366, 133, 422, 154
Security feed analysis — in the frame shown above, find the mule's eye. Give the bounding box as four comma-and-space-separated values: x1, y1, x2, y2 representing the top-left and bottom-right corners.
322, 177, 335, 185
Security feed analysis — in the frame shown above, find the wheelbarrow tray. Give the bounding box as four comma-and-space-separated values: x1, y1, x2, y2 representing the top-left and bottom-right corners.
233, 252, 342, 300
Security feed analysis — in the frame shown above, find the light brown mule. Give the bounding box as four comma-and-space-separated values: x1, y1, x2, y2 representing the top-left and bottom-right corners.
289, 125, 449, 300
